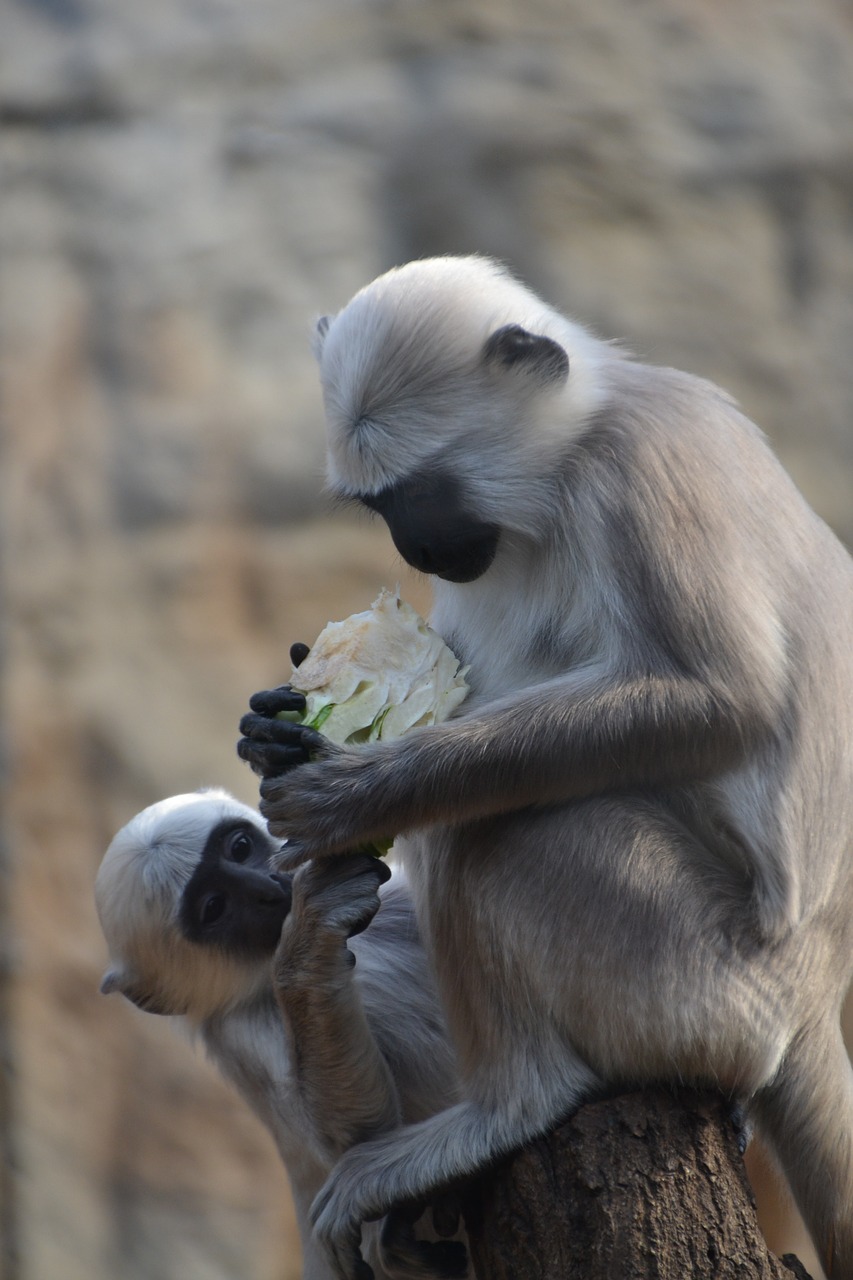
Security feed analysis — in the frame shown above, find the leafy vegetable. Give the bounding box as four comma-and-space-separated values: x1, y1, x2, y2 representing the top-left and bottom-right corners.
279, 589, 469, 855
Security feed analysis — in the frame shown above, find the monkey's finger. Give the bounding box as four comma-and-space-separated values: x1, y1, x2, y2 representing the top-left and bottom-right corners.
425, 1240, 468, 1279
239, 712, 320, 745
237, 738, 310, 776
379, 1206, 423, 1272
431, 1191, 463, 1239
326, 1226, 372, 1280
345, 863, 392, 937
248, 685, 307, 717
380, 1206, 468, 1280
237, 733, 309, 764
290, 642, 310, 668
304, 854, 393, 895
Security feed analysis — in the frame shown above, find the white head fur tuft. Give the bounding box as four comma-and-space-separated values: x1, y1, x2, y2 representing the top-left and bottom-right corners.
315, 255, 617, 507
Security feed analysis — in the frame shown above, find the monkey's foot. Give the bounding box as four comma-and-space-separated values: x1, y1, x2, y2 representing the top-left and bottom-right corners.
313, 1140, 471, 1280
312, 1150, 380, 1279
381, 1203, 468, 1279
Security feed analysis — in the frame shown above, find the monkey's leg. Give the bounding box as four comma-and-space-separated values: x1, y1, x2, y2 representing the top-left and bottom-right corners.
426, 800, 852, 1276
417, 800, 793, 1099
310, 1056, 601, 1280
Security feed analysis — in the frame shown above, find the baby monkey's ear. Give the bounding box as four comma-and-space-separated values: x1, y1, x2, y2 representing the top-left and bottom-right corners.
100, 966, 173, 1016
99, 967, 126, 996
312, 314, 333, 359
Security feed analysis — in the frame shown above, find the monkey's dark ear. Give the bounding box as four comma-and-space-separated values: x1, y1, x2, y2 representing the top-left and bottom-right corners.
312, 314, 332, 359
482, 324, 569, 385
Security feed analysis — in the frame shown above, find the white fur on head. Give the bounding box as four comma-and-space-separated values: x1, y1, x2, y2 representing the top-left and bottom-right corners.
95, 789, 276, 1022
315, 255, 619, 529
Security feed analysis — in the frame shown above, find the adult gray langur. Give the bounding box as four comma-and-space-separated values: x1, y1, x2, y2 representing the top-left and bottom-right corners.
95, 788, 467, 1280
237, 255, 853, 1278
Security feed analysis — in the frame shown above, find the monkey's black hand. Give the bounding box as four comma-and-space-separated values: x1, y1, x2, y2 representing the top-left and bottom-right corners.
238, 708, 323, 779
248, 683, 306, 718
237, 675, 335, 780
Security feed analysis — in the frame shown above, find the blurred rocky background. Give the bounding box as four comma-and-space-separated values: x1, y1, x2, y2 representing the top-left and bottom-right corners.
2, 0, 852, 1276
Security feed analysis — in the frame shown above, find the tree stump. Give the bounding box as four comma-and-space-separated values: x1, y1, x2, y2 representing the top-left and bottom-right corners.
465, 1088, 812, 1280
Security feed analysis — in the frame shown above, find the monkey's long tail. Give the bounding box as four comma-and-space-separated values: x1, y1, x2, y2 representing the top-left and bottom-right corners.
752, 1017, 853, 1280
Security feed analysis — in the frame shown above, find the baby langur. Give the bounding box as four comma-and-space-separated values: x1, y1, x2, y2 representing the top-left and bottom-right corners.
95, 789, 467, 1280
239, 255, 853, 1279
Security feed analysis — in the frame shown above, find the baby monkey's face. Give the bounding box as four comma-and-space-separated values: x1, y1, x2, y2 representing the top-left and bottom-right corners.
179, 819, 292, 958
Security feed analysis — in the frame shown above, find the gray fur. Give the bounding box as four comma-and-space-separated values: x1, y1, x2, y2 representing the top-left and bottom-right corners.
96, 792, 464, 1280
260, 256, 853, 1276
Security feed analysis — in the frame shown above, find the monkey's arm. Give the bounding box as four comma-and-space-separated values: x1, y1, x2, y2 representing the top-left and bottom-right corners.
275, 856, 402, 1161
240, 654, 780, 861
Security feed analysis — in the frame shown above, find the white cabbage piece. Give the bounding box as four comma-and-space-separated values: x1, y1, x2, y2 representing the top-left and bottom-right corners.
289, 589, 469, 746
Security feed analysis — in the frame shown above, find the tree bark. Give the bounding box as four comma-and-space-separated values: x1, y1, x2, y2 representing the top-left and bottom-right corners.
465, 1088, 812, 1280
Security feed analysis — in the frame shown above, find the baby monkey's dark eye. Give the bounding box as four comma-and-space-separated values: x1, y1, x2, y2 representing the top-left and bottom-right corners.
199, 893, 227, 926
227, 831, 252, 863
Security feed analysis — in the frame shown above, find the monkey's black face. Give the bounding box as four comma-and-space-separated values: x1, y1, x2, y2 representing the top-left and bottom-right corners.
362, 468, 500, 583
179, 820, 292, 958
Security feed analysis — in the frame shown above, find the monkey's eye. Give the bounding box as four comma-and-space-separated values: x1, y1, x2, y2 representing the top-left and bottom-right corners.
199, 893, 227, 927
227, 831, 252, 863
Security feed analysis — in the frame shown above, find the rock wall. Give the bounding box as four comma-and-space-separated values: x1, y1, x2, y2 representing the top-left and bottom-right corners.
2, 0, 852, 1276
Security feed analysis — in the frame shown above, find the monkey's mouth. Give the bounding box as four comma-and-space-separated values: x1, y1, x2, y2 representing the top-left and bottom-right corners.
269, 870, 290, 892
265, 870, 293, 916
234, 870, 294, 957
399, 526, 501, 582
361, 470, 501, 582
432, 532, 500, 582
